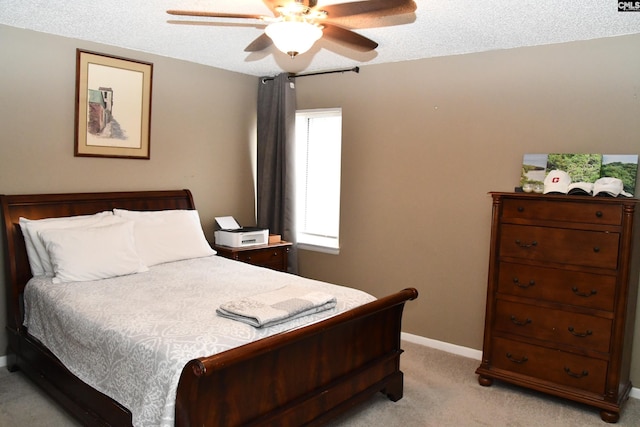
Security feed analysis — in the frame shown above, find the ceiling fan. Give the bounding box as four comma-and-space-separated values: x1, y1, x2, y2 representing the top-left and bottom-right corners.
167, 0, 417, 58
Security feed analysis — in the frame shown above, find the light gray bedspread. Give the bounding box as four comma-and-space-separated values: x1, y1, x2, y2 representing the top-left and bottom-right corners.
23, 255, 375, 427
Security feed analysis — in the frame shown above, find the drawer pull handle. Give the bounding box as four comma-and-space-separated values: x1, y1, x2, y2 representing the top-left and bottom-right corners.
595, 211, 603, 218
593, 247, 600, 253
517, 206, 524, 212
572, 286, 597, 297
515, 239, 537, 248
564, 367, 589, 379
273, 252, 278, 256
510, 315, 532, 326
568, 326, 592, 338
513, 278, 535, 288
506, 353, 528, 364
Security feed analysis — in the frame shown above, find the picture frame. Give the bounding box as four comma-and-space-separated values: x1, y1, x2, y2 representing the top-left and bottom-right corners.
520, 153, 639, 196
75, 49, 153, 159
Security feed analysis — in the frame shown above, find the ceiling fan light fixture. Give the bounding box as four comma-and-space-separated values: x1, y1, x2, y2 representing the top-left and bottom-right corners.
265, 21, 322, 58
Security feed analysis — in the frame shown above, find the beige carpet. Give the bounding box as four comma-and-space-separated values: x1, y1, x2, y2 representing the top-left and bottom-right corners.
0, 341, 638, 426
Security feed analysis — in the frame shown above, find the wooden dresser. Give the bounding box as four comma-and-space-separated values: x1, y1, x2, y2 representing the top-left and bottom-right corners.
476, 192, 640, 423
214, 241, 292, 272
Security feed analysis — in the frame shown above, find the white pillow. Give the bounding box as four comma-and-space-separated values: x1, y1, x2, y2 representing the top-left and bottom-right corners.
113, 209, 216, 266
19, 211, 114, 276
37, 221, 148, 284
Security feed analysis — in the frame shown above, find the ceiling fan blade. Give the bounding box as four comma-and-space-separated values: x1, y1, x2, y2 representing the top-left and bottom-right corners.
245, 33, 274, 52
167, 10, 266, 20
321, 0, 416, 19
167, 20, 266, 30
263, 0, 318, 9
321, 23, 378, 52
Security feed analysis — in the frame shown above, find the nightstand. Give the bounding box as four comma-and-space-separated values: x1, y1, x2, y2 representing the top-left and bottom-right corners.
214, 241, 292, 272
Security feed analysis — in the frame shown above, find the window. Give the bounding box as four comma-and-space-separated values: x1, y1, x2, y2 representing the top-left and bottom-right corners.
295, 108, 342, 254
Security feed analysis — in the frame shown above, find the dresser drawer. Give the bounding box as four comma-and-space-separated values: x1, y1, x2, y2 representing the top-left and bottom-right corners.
497, 262, 616, 311
502, 198, 622, 226
494, 300, 612, 353
499, 224, 619, 269
491, 337, 607, 394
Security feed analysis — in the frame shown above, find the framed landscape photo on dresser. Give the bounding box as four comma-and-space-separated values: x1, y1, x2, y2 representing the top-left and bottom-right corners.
545, 153, 602, 182
520, 153, 639, 197
520, 153, 548, 187
601, 154, 638, 195
74, 49, 153, 159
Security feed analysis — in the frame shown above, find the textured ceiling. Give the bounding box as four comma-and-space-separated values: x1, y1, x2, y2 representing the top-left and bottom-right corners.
1, 0, 639, 77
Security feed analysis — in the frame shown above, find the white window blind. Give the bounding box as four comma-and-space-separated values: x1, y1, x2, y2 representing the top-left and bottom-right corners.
295, 108, 342, 253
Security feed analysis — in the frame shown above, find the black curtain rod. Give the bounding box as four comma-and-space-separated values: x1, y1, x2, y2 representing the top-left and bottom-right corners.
261, 66, 359, 83
293, 66, 359, 78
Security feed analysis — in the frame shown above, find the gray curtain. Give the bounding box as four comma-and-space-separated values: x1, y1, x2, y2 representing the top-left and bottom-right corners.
256, 73, 297, 273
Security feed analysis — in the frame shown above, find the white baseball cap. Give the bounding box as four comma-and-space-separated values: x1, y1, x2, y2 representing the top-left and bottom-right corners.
567, 182, 594, 196
593, 177, 632, 197
543, 170, 571, 194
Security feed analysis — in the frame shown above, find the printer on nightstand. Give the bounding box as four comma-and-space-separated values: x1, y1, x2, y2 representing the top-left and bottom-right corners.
214, 216, 268, 248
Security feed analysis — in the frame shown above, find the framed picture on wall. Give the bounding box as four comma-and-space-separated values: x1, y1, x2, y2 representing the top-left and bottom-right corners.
74, 49, 153, 159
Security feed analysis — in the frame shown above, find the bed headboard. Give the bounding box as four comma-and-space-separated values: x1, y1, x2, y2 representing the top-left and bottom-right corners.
1, 189, 195, 332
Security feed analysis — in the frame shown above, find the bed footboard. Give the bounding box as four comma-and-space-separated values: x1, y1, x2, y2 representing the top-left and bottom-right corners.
175, 287, 418, 427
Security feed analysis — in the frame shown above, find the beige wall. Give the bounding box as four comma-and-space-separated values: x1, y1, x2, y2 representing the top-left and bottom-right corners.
295, 34, 640, 381
0, 25, 258, 352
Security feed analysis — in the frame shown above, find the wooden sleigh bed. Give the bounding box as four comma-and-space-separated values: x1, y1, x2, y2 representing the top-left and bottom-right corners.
1, 189, 418, 426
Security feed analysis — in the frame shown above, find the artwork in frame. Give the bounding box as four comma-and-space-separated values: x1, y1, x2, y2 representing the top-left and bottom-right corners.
546, 153, 602, 182
520, 153, 548, 187
601, 154, 639, 195
520, 153, 639, 197
75, 49, 153, 159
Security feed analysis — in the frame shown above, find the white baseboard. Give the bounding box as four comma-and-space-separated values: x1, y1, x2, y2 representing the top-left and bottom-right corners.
402, 332, 484, 360
401, 332, 640, 400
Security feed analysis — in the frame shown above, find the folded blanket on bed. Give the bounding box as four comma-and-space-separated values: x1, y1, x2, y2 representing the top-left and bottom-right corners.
216, 285, 337, 328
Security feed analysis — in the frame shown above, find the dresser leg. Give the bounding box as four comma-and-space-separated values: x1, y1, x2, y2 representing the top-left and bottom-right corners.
477, 375, 493, 387
599, 410, 619, 423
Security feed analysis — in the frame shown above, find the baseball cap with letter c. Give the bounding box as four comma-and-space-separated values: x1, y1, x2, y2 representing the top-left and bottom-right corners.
543, 170, 571, 194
